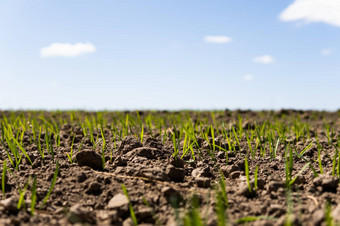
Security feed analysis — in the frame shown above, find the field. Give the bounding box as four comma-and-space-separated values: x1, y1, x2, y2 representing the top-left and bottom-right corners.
1, 110, 340, 225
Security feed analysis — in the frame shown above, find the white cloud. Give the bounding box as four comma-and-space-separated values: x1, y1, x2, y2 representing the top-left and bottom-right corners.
253, 55, 275, 64
40, 42, 96, 58
204, 36, 232, 44
243, 74, 254, 81
321, 48, 333, 56
279, 0, 340, 27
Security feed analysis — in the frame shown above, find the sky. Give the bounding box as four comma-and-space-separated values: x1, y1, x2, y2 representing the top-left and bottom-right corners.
0, 0, 340, 111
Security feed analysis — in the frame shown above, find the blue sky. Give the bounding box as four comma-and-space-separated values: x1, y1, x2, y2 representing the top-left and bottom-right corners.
1, 0, 340, 110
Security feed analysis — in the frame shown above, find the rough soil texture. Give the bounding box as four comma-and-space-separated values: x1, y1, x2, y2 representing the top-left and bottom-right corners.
1, 110, 340, 225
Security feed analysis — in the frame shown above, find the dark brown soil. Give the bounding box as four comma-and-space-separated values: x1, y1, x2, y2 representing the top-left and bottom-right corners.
1, 110, 340, 225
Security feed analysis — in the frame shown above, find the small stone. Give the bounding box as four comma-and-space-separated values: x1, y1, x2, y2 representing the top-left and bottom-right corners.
67, 204, 95, 224
108, 194, 129, 210
196, 177, 211, 188
98, 211, 110, 222
75, 150, 103, 170
97, 210, 118, 222
122, 217, 134, 226
166, 165, 185, 182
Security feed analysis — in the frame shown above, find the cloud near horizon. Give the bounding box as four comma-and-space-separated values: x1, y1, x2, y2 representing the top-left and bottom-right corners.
204, 36, 232, 44
279, 0, 340, 27
253, 55, 275, 64
40, 42, 96, 58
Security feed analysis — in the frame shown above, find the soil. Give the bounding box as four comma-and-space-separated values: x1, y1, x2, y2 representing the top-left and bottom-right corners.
1, 110, 340, 225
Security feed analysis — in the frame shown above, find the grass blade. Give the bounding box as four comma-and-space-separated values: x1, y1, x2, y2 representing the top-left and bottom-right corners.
41, 161, 59, 208
121, 184, 137, 225
31, 176, 37, 216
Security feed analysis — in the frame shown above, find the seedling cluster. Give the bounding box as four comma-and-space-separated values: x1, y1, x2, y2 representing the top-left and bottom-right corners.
0, 110, 339, 225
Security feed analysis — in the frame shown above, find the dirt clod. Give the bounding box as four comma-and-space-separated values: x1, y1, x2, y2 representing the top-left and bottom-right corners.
75, 150, 103, 170
192, 166, 212, 178
267, 181, 285, 192
135, 147, 159, 159
312, 174, 338, 192
135, 207, 153, 222
113, 156, 128, 166
196, 177, 211, 188
268, 204, 286, 217
166, 165, 185, 182
221, 164, 240, 177
118, 136, 143, 154
140, 167, 169, 181
229, 171, 241, 179
77, 172, 87, 182
161, 186, 182, 203
169, 156, 184, 168
86, 182, 102, 195
237, 182, 256, 198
